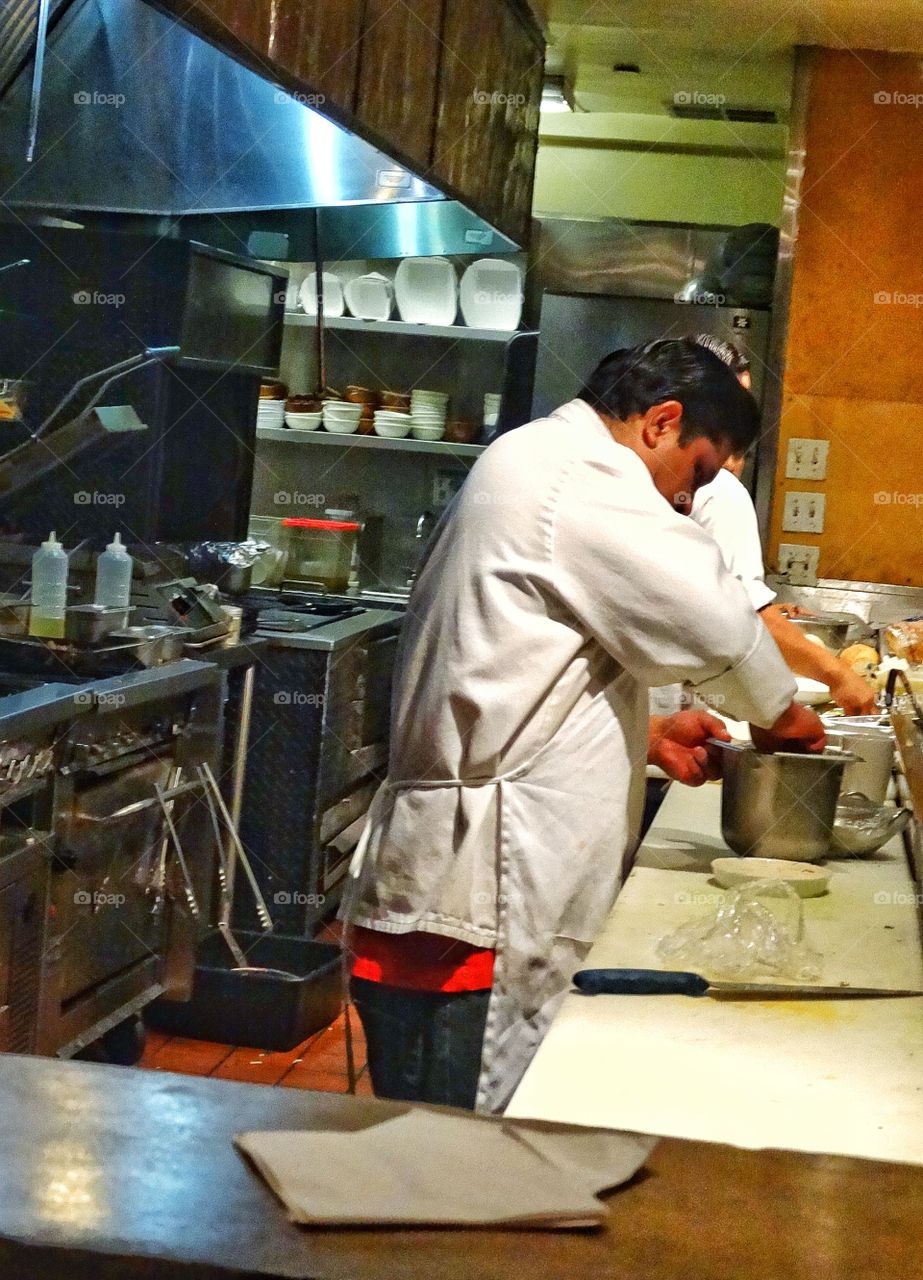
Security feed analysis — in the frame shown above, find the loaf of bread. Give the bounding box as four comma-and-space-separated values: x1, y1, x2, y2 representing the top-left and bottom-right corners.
839, 643, 880, 683
885, 621, 923, 665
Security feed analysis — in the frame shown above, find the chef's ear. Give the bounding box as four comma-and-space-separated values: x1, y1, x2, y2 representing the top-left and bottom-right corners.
640, 400, 684, 447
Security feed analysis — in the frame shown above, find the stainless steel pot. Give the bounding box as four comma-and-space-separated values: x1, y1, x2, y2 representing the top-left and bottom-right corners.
712, 741, 853, 862
823, 723, 895, 803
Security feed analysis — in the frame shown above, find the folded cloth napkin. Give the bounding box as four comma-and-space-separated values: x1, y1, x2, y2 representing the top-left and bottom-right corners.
236, 1106, 655, 1230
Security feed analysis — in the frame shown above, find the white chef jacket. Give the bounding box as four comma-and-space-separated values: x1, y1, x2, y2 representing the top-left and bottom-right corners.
690, 468, 776, 612
343, 399, 796, 1112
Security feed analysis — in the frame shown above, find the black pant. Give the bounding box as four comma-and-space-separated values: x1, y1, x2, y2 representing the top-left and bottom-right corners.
351, 977, 490, 1111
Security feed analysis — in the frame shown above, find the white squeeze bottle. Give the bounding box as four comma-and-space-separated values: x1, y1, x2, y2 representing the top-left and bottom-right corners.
95, 532, 133, 608
29, 531, 68, 639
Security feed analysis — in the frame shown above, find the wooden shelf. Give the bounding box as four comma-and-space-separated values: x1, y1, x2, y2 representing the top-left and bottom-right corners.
283, 312, 521, 343
256, 427, 485, 458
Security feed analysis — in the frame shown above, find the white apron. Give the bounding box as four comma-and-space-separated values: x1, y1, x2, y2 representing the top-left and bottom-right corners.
341, 400, 796, 1112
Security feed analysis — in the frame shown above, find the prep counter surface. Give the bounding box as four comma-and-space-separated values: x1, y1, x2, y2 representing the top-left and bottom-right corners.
508, 782, 923, 1165
0, 1054, 920, 1280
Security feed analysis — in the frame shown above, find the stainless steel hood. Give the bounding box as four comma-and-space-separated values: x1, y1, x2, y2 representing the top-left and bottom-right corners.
0, 0, 447, 216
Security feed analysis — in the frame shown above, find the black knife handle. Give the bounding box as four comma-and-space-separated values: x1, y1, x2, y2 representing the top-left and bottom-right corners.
573, 968, 711, 997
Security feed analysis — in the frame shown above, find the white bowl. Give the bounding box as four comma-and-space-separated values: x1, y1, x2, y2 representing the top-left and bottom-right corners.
410, 425, 445, 441
412, 390, 449, 403
323, 402, 362, 418
323, 417, 360, 435
374, 418, 412, 439
285, 413, 322, 431
711, 857, 831, 898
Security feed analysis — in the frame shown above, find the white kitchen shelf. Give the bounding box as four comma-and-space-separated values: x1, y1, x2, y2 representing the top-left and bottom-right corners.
284, 312, 519, 343
256, 426, 485, 457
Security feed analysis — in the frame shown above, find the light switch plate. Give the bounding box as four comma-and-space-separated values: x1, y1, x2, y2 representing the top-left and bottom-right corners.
782, 490, 825, 533
778, 544, 820, 586
785, 438, 829, 480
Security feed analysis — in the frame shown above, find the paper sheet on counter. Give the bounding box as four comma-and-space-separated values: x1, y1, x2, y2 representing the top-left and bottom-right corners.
236, 1108, 655, 1229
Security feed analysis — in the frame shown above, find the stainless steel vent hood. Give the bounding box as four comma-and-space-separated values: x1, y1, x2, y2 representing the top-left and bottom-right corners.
0, 0, 448, 217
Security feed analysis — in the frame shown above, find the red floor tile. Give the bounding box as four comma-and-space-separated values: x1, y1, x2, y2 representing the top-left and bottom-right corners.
144, 1035, 235, 1077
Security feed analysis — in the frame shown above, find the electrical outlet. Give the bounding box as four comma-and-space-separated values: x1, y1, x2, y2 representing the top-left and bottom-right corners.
432, 469, 465, 508
778, 543, 820, 586
785, 438, 829, 480
782, 490, 825, 533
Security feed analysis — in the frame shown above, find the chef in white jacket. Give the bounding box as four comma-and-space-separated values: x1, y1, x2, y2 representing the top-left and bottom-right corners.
342, 340, 825, 1114
688, 336, 875, 716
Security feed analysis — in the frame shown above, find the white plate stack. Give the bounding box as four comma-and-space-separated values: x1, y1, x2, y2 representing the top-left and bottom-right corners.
459, 259, 523, 331
394, 257, 458, 326
299, 272, 346, 317
257, 399, 286, 429
410, 389, 449, 440
322, 401, 363, 434
344, 273, 394, 322
483, 393, 502, 428
373, 410, 413, 439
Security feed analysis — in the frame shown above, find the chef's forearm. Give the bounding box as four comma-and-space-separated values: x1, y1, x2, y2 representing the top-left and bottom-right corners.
759, 605, 844, 685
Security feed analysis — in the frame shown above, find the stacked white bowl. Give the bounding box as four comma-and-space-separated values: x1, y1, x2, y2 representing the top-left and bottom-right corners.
285, 410, 322, 431
411, 388, 449, 441
373, 409, 412, 439
257, 399, 286, 429
322, 400, 363, 435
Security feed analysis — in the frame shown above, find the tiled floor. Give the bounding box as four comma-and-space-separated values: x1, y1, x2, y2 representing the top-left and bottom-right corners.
139, 1009, 374, 1094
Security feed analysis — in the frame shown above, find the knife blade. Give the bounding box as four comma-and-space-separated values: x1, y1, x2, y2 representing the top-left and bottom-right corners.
572, 968, 923, 999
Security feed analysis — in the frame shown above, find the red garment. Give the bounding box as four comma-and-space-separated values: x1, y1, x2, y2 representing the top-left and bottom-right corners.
350, 926, 495, 992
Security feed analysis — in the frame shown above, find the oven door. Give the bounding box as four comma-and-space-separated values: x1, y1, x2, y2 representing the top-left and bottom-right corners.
52, 759, 172, 1003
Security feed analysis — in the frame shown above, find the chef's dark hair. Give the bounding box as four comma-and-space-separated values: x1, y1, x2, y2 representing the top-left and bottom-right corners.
578, 339, 759, 454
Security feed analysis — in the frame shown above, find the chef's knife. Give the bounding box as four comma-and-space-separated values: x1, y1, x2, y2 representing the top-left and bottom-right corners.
573, 968, 923, 999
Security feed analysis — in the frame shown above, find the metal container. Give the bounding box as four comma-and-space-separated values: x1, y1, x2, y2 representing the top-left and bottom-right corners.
789, 612, 865, 651
823, 722, 895, 803
109, 625, 189, 666
65, 604, 130, 646
713, 741, 852, 862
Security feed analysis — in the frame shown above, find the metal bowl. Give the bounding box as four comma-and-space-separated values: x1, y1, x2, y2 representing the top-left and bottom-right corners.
712, 741, 852, 862
789, 612, 865, 651
829, 793, 911, 856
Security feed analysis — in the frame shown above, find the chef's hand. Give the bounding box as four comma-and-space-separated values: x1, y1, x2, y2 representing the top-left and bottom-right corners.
828, 665, 877, 716
750, 702, 826, 754
648, 711, 731, 786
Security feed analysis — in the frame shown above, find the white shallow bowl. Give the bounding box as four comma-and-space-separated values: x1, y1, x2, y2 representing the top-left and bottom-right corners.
374, 418, 412, 439
412, 390, 449, 402
411, 425, 445, 441
285, 412, 321, 431
711, 857, 831, 897
323, 417, 360, 435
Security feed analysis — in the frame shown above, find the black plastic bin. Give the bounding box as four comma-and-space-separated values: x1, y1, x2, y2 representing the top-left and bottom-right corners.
146, 932, 344, 1051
